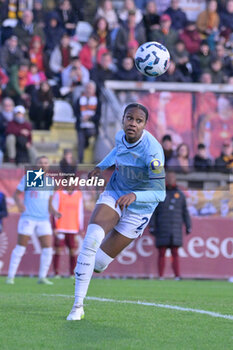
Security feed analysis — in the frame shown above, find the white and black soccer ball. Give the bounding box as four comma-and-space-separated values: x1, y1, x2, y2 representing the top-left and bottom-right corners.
134, 41, 170, 77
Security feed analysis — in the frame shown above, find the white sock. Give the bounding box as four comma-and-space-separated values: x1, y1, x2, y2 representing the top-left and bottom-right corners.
39, 247, 53, 279
94, 248, 114, 273
74, 224, 105, 306
8, 245, 26, 278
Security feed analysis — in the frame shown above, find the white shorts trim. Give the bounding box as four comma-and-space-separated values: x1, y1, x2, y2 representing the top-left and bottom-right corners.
96, 191, 152, 239
18, 217, 52, 237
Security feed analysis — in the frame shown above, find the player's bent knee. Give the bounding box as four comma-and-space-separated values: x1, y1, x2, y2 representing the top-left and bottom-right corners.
81, 224, 105, 255
94, 248, 114, 273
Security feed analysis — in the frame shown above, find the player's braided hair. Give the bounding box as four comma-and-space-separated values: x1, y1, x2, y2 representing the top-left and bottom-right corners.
123, 103, 149, 121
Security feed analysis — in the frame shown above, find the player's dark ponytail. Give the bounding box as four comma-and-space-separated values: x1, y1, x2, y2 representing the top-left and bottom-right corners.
123, 103, 149, 121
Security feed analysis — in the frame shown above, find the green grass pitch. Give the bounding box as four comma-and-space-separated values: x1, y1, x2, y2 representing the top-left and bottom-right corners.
1, 277, 233, 350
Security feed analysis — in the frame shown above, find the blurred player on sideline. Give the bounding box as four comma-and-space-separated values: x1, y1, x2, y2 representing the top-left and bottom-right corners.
67, 103, 166, 321
6, 156, 61, 285
52, 177, 84, 278
0, 191, 8, 233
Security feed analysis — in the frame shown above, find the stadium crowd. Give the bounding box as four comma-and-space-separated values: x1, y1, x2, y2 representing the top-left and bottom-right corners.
0, 0, 232, 166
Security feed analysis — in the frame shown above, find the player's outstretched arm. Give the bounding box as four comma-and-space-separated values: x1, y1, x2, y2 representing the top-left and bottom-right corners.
13, 189, 26, 213
115, 193, 136, 211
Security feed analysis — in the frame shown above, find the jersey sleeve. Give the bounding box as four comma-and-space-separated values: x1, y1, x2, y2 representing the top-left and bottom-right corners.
17, 176, 26, 192
133, 148, 166, 203
96, 147, 117, 170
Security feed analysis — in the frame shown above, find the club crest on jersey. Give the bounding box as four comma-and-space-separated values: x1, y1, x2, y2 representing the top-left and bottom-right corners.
150, 159, 163, 173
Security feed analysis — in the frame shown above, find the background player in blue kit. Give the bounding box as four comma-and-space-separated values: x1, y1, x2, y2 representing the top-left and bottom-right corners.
6, 156, 61, 285
67, 103, 166, 320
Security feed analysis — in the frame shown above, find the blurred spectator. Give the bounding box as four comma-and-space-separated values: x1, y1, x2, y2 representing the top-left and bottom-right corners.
179, 21, 201, 54
95, 0, 119, 30
118, 0, 143, 25
33, 0, 46, 27
154, 0, 171, 15
196, 0, 219, 39
190, 40, 211, 82
0, 0, 8, 25
90, 52, 116, 90
44, 11, 65, 54
29, 81, 54, 130
49, 33, 72, 75
74, 81, 101, 163
193, 143, 213, 171
167, 142, 192, 173
13, 9, 45, 53
219, 0, 233, 31
5, 0, 28, 19
213, 43, 233, 77
61, 56, 90, 101
114, 10, 146, 62
115, 56, 142, 81
82, 0, 98, 24
149, 171, 191, 280
200, 71, 212, 84
0, 68, 9, 98
149, 14, 178, 54
70, 0, 85, 21
59, 149, 76, 174
29, 35, 46, 73
92, 16, 111, 49
26, 63, 46, 88
56, 0, 78, 36
0, 35, 24, 74
5, 61, 29, 105
134, 0, 148, 10
0, 191, 8, 232
52, 178, 83, 277
0, 97, 14, 123
209, 58, 226, 83
173, 40, 191, 77
215, 140, 233, 172
156, 60, 191, 83
126, 39, 139, 60
6, 105, 37, 163
143, 1, 160, 41
0, 97, 14, 162
165, 0, 187, 31
79, 34, 108, 71
161, 134, 176, 166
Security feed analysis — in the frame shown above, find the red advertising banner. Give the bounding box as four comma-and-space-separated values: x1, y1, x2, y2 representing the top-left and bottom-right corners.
0, 169, 233, 279
0, 215, 233, 279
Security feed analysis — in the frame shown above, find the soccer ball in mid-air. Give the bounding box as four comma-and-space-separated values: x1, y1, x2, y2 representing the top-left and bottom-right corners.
134, 41, 170, 77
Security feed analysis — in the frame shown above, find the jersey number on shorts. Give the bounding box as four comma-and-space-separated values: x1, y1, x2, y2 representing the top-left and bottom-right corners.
136, 217, 149, 231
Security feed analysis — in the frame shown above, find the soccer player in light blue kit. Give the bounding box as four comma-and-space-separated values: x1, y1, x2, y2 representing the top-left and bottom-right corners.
6, 156, 60, 285
67, 103, 166, 320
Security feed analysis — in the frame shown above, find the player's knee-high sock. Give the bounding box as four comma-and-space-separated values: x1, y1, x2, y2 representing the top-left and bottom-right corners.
74, 224, 105, 306
8, 245, 26, 278
53, 254, 60, 275
171, 246, 180, 277
158, 247, 166, 277
39, 247, 53, 278
94, 248, 113, 272
70, 255, 77, 276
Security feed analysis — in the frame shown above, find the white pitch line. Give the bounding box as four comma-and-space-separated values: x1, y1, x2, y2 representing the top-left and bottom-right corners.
42, 293, 233, 321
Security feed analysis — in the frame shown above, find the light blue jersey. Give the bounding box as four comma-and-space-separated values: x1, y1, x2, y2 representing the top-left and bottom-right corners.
17, 175, 53, 221
97, 130, 166, 214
